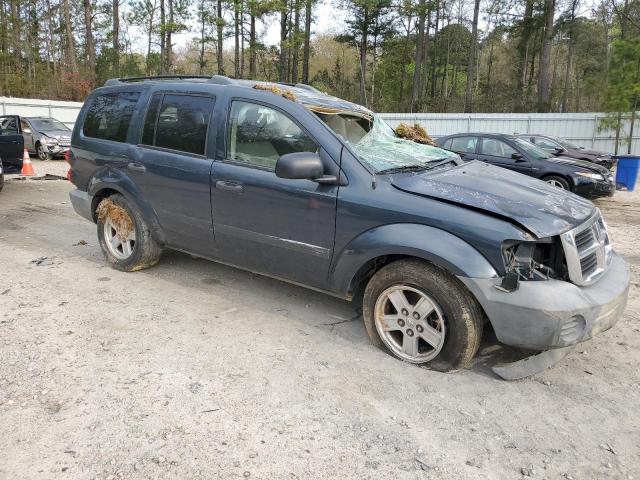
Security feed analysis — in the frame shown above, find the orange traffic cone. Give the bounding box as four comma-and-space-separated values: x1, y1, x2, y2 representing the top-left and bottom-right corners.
21, 148, 35, 176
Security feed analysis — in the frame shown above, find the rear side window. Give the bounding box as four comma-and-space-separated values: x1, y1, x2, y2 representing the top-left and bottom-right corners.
450, 136, 477, 153
83, 91, 140, 142
141, 94, 213, 156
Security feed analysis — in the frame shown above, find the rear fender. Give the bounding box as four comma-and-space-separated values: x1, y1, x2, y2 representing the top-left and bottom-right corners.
87, 167, 167, 245
329, 223, 498, 297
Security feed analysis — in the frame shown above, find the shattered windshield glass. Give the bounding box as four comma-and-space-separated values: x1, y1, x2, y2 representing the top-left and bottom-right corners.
318, 114, 458, 173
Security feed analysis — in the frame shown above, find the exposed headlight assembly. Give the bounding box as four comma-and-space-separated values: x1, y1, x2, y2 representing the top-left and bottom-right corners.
43, 136, 58, 144
498, 238, 565, 292
575, 172, 604, 181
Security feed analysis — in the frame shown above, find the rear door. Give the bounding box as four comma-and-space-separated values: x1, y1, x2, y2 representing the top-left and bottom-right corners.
0, 115, 24, 173
478, 137, 533, 176
20, 118, 35, 151
129, 92, 216, 254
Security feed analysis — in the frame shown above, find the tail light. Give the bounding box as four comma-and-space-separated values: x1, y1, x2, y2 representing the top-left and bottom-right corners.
64, 149, 72, 164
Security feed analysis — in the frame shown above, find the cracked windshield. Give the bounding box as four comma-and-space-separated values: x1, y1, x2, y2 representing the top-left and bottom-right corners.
317, 113, 458, 173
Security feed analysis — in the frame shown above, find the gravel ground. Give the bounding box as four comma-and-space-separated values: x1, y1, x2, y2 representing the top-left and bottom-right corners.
1, 160, 639, 480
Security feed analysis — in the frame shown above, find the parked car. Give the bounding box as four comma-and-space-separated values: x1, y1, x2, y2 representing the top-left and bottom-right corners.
0, 115, 71, 160
436, 133, 615, 199
0, 115, 24, 174
67, 76, 629, 378
515, 133, 614, 169
0, 158, 4, 192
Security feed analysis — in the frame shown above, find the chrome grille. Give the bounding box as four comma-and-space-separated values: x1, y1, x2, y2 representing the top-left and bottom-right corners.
560, 211, 612, 286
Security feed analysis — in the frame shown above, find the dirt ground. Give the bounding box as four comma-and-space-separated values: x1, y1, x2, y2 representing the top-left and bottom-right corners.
1, 160, 639, 480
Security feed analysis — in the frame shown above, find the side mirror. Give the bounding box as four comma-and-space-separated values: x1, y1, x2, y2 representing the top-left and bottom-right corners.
554, 147, 564, 154
275, 152, 338, 184
511, 152, 524, 160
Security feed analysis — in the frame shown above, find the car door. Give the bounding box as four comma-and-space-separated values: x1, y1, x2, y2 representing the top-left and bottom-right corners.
20, 118, 34, 151
478, 137, 533, 176
448, 136, 479, 161
0, 115, 24, 173
210, 99, 338, 289
129, 92, 216, 255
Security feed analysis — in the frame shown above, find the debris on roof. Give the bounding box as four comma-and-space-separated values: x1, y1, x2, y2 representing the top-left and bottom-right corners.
252, 83, 296, 101
395, 123, 436, 146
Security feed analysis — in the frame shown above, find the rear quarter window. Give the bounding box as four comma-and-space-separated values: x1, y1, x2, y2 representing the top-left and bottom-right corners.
82, 91, 141, 142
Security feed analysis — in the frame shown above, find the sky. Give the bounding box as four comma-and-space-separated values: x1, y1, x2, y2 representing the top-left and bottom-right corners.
138, 0, 350, 55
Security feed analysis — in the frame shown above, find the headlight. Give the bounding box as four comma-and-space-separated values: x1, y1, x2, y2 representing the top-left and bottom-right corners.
43, 136, 58, 144
498, 238, 565, 292
575, 172, 604, 181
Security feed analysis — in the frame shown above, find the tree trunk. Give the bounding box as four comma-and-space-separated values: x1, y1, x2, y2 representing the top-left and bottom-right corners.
410, 0, 426, 112
217, 0, 224, 74
166, 0, 173, 72
537, 0, 555, 112
147, 0, 155, 74
159, 0, 166, 73
359, 6, 368, 105
429, 0, 439, 99
234, 0, 240, 77
515, 0, 533, 111
464, 0, 480, 112
279, 6, 287, 82
302, 0, 311, 83
561, 0, 577, 112
113, 0, 119, 76
84, 0, 96, 83
291, 0, 300, 83
249, 14, 256, 78
199, 0, 206, 74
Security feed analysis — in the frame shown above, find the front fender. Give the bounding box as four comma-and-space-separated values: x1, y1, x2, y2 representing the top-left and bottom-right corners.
329, 223, 498, 297
87, 167, 167, 245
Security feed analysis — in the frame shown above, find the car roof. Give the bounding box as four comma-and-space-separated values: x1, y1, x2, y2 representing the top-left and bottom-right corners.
445, 132, 517, 140
102, 75, 373, 117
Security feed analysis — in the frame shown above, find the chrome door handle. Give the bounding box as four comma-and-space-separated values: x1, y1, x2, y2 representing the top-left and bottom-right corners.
215, 180, 244, 193
127, 162, 146, 172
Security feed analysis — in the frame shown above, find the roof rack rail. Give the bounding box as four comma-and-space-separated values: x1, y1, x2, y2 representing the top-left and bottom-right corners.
104, 75, 240, 87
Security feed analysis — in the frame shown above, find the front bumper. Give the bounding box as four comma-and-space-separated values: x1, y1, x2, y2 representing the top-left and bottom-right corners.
459, 253, 629, 350
41, 143, 70, 156
69, 189, 94, 222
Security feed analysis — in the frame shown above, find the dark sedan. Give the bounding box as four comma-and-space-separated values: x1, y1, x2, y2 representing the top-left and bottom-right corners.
436, 133, 615, 199
515, 134, 614, 169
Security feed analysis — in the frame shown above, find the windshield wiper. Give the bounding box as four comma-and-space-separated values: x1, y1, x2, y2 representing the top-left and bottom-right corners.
377, 165, 430, 175
421, 158, 457, 170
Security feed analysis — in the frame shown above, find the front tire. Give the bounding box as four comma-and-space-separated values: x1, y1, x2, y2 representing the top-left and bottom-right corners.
362, 259, 483, 372
96, 194, 162, 272
544, 175, 571, 190
36, 143, 51, 161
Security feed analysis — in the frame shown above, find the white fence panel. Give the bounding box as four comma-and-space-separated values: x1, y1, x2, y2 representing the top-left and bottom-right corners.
0, 96, 637, 154
379, 112, 640, 154
0, 97, 83, 128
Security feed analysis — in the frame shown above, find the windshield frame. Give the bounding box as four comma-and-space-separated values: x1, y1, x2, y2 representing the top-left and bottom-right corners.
512, 137, 553, 160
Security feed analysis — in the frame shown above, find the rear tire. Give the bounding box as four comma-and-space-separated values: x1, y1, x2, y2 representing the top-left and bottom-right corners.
544, 175, 571, 190
362, 259, 483, 372
96, 194, 162, 272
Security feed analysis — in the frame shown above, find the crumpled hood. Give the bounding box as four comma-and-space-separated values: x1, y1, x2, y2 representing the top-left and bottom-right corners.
391, 161, 595, 238
547, 156, 610, 175
39, 129, 71, 139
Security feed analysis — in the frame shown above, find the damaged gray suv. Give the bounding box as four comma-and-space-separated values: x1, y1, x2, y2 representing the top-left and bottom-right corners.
67, 76, 630, 379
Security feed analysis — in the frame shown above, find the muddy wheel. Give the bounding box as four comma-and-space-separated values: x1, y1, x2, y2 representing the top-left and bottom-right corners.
96, 194, 162, 272
362, 259, 483, 372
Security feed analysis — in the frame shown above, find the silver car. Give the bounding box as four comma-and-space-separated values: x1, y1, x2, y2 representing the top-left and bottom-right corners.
0, 115, 72, 160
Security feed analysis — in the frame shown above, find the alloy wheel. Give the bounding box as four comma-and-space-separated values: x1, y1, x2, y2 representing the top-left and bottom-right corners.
374, 285, 446, 363
103, 216, 136, 260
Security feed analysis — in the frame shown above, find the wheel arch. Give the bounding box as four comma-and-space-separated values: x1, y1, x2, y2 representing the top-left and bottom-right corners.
88, 173, 168, 246
541, 173, 574, 191
329, 223, 498, 300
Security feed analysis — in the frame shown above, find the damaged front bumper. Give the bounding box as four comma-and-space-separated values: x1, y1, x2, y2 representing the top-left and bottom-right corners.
459, 252, 629, 360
